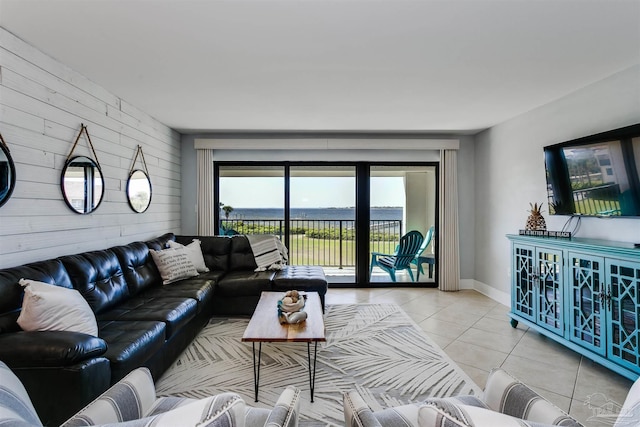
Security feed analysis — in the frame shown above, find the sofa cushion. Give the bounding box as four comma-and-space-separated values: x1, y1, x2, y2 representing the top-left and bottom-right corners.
0, 331, 107, 367
17, 278, 98, 336
216, 270, 275, 297
98, 320, 166, 383
59, 250, 129, 315
111, 242, 162, 296
141, 277, 216, 315
176, 235, 232, 272
0, 259, 73, 334
97, 296, 197, 339
228, 235, 259, 271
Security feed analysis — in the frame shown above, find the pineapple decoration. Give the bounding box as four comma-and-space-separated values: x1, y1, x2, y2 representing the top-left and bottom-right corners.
525, 202, 547, 231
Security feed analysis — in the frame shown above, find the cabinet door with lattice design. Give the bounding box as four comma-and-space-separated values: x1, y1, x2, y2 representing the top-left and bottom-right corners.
512, 244, 536, 323
568, 253, 605, 355
606, 259, 640, 374
536, 248, 564, 335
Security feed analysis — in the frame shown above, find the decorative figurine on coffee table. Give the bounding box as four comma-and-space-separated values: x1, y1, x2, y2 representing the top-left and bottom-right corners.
278, 290, 308, 324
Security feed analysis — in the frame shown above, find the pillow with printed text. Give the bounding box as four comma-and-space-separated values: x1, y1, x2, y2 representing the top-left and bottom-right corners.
150, 248, 199, 285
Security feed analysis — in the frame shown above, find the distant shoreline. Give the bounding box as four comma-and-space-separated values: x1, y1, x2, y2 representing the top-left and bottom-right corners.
223, 207, 403, 220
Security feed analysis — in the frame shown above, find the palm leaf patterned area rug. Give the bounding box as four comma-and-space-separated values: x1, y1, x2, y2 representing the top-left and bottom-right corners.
155, 304, 481, 426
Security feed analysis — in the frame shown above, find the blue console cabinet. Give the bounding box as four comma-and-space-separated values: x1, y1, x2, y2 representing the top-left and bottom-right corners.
507, 234, 640, 380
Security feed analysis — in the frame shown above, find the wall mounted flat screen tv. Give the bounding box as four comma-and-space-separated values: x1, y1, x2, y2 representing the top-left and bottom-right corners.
543, 123, 640, 217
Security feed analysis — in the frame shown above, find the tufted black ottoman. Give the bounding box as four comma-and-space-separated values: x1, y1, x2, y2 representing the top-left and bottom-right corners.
272, 266, 328, 312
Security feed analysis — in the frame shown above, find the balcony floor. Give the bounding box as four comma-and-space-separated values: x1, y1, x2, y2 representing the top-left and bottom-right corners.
322, 266, 436, 285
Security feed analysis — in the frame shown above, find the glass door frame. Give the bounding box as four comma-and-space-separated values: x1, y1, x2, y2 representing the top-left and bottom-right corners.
214, 161, 439, 287
363, 162, 439, 288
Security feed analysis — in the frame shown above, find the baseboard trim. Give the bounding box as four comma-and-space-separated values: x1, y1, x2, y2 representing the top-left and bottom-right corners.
463, 279, 510, 307
459, 279, 474, 289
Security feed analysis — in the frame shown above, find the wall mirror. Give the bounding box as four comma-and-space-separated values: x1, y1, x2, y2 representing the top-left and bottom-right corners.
127, 145, 152, 213
61, 156, 104, 214
127, 169, 152, 213
0, 135, 16, 208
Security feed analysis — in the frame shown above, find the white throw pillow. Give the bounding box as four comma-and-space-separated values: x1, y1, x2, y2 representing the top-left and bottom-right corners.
146, 393, 246, 426
167, 239, 209, 273
149, 248, 199, 285
17, 279, 98, 336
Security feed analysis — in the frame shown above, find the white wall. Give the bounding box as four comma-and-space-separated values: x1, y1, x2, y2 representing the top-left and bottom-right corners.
474, 65, 640, 296
0, 27, 182, 269
457, 135, 476, 281
180, 134, 200, 235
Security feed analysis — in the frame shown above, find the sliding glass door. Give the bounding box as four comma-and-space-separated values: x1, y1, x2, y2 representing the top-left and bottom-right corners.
368, 165, 437, 285
290, 165, 356, 283
214, 162, 437, 287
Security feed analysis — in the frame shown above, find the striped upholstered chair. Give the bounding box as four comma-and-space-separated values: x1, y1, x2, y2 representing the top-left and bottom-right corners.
0, 361, 300, 427
345, 367, 633, 427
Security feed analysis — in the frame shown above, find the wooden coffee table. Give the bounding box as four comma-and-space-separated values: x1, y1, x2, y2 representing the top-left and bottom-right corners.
242, 291, 326, 402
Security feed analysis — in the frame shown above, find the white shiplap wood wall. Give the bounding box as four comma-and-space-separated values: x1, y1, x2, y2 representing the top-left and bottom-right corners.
0, 27, 181, 269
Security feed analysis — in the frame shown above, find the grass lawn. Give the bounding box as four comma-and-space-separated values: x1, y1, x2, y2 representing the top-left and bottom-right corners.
288, 236, 397, 266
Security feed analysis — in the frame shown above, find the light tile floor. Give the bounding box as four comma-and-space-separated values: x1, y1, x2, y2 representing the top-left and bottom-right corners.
325, 287, 634, 426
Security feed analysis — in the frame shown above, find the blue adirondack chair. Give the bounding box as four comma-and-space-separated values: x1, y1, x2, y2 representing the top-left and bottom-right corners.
370, 230, 424, 282
412, 226, 435, 281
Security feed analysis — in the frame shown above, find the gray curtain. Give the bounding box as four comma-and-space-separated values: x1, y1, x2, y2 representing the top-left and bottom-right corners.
196, 149, 214, 236
438, 149, 460, 291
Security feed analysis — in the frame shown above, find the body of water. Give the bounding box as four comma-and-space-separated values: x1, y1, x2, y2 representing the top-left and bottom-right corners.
224, 207, 402, 220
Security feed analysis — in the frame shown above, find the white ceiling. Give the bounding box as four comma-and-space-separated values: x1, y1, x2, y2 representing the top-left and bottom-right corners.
1, 0, 639, 134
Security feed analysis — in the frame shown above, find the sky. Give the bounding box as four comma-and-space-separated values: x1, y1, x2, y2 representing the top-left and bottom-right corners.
219, 177, 405, 208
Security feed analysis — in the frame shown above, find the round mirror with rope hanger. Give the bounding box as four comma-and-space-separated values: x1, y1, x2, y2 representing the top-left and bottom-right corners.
0, 133, 16, 208
61, 124, 105, 214
126, 145, 152, 213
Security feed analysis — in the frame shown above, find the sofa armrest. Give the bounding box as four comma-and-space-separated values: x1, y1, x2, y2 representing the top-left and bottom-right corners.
0, 361, 42, 427
14, 358, 111, 427
264, 386, 301, 427
343, 390, 383, 427
0, 331, 107, 367
65, 391, 247, 427
482, 368, 582, 426
61, 367, 157, 427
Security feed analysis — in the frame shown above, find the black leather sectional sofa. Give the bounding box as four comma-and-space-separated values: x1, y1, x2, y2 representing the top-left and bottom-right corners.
0, 233, 327, 426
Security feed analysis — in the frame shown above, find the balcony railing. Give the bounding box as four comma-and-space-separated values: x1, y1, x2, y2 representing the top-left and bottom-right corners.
572, 183, 621, 215
221, 219, 402, 267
